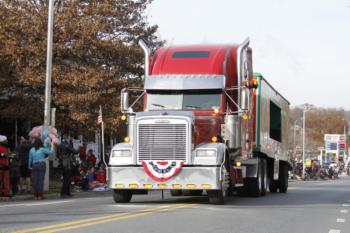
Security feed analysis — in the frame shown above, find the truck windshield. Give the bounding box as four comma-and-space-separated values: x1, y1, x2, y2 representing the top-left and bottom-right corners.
146, 90, 222, 111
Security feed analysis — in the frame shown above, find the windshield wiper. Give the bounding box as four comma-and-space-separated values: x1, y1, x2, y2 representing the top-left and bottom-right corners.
151, 103, 165, 109
185, 105, 201, 109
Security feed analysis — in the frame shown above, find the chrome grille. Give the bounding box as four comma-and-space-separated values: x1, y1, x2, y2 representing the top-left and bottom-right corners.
137, 123, 187, 162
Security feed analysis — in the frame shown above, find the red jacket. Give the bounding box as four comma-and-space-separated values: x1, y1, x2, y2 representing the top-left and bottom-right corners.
0, 145, 9, 168
87, 154, 96, 165
79, 147, 87, 161
96, 170, 106, 184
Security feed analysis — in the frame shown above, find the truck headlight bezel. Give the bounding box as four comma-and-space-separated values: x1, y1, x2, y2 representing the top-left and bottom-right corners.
196, 149, 217, 157
112, 149, 132, 157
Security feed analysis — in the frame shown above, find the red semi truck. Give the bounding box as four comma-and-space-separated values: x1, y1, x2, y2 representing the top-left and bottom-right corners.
108, 38, 290, 204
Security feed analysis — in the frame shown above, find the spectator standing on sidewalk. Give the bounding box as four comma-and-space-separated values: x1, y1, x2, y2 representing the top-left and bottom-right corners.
0, 135, 11, 198
15, 137, 31, 193
58, 140, 79, 198
9, 153, 20, 195
28, 137, 53, 200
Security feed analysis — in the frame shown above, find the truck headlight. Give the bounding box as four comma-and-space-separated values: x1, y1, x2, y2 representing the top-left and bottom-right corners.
112, 150, 131, 157
196, 149, 216, 157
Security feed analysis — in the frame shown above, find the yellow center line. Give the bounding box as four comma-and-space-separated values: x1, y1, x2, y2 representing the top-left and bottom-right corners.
38, 204, 195, 233
12, 203, 194, 233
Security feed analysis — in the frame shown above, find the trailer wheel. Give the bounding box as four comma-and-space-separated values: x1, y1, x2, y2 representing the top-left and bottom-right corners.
245, 158, 263, 197
113, 189, 132, 203
269, 179, 278, 193
278, 162, 288, 193
261, 158, 268, 196
170, 190, 183, 196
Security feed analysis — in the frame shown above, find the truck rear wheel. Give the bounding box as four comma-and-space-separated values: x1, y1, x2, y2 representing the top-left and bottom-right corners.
278, 162, 288, 193
170, 190, 182, 196
113, 190, 132, 203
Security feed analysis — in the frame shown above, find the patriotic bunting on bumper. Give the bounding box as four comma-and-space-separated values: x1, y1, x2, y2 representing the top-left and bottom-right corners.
142, 160, 184, 182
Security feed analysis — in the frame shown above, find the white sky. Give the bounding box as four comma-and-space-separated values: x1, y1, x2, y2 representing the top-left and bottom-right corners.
147, 0, 350, 109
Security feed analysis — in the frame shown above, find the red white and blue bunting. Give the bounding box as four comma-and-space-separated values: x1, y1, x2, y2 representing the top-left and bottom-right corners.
142, 160, 184, 182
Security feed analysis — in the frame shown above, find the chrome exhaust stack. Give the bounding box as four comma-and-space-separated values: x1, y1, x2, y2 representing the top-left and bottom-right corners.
138, 39, 150, 77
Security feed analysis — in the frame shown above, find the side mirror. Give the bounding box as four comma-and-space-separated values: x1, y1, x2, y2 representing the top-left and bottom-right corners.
240, 87, 250, 111
121, 88, 129, 113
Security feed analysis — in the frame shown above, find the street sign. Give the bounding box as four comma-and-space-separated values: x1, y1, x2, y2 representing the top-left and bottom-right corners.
326, 142, 337, 151
324, 134, 346, 154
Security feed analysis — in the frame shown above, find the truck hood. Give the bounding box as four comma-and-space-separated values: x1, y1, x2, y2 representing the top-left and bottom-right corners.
136, 110, 195, 121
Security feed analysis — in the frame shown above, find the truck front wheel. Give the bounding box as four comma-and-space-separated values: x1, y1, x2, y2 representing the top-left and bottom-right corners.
207, 189, 226, 204
113, 189, 133, 203
208, 167, 229, 204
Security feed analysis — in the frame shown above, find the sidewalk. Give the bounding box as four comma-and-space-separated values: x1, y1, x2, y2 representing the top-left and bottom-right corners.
3, 189, 112, 201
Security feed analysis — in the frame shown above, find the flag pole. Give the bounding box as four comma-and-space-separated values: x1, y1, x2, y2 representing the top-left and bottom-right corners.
99, 105, 108, 181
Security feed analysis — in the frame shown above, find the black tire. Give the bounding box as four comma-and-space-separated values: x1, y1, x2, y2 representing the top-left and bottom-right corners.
237, 187, 247, 197
269, 179, 278, 193
278, 162, 288, 193
170, 190, 183, 196
207, 190, 225, 205
245, 158, 263, 197
208, 167, 229, 204
261, 158, 267, 196
113, 189, 132, 203
182, 190, 203, 196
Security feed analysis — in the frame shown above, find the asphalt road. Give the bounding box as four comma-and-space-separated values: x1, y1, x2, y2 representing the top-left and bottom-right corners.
1, 177, 350, 233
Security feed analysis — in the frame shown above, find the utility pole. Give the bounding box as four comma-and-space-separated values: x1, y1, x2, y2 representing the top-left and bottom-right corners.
44, 0, 55, 191
302, 105, 312, 179
293, 119, 299, 158
44, 0, 54, 126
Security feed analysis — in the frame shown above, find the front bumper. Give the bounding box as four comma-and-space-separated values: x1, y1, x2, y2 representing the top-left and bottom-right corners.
108, 166, 221, 190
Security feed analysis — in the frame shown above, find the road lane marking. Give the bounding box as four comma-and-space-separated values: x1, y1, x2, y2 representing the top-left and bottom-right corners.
329, 230, 341, 233
12, 203, 194, 233
336, 218, 345, 223
0, 201, 72, 208
342, 204, 349, 207
38, 203, 196, 233
340, 210, 348, 213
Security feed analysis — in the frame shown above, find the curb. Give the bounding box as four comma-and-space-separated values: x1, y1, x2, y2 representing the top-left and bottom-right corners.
6, 190, 112, 202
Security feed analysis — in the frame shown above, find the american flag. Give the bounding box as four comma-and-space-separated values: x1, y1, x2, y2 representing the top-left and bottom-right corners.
97, 106, 103, 124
